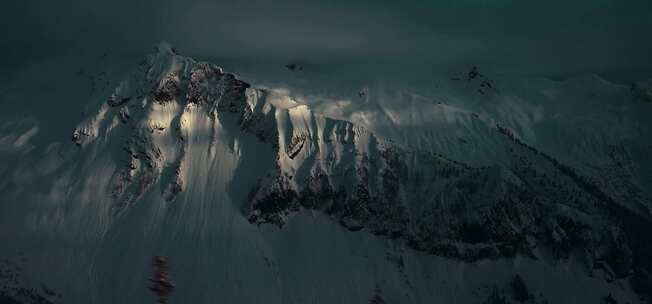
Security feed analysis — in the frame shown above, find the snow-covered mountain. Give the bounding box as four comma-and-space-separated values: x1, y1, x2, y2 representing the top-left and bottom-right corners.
1, 43, 651, 304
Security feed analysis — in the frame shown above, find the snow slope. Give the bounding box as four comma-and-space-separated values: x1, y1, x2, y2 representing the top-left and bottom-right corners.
0, 43, 651, 304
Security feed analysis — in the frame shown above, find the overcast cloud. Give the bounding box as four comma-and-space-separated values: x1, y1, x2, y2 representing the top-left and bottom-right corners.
2, 0, 652, 80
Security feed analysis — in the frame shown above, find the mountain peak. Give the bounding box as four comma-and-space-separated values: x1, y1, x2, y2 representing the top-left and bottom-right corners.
153, 41, 177, 56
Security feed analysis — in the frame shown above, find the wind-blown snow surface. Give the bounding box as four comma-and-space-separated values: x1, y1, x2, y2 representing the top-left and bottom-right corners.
1, 43, 651, 304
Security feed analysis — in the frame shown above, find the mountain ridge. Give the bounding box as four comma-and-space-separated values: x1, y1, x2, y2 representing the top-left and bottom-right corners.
1, 43, 651, 304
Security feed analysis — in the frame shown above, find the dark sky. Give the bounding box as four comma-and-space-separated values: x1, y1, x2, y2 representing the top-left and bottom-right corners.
2, 0, 652, 80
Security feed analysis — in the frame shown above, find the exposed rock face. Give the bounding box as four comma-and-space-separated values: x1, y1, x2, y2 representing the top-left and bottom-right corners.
246, 111, 652, 273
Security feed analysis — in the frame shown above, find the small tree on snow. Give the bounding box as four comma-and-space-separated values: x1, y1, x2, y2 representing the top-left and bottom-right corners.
149, 256, 175, 304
